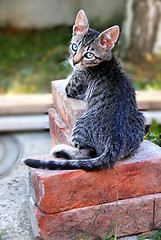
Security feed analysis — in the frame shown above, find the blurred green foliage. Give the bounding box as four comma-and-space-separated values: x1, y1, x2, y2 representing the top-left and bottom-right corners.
0, 26, 161, 93
124, 55, 161, 91
0, 27, 71, 93
138, 230, 161, 240
145, 119, 161, 147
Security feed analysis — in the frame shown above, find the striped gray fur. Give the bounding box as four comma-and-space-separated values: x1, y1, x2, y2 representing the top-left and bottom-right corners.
24, 10, 145, 171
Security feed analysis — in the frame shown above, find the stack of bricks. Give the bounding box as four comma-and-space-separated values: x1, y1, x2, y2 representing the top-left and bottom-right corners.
27, 80, 161, 240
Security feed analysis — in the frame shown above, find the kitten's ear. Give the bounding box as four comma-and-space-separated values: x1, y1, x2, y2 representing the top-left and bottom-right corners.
73, 10, 89, 35
97, 25, 120, 50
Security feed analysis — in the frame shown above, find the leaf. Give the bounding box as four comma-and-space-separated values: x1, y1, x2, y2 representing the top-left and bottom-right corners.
150, 132, 157, 138
102, 223, 115, 240
138, 230, 161, 240
144, 119, 161, 147
138, 233, 149, 240
148, 230, 161, 240
149, 119, 160, 137
83, 227, 87, 240
86, 202, 104, 240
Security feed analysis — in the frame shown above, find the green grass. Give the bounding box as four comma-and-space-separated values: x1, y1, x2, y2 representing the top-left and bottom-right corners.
0, 27, 71, 93
80, 196, 116, 240
124, 55, 161, 91
138, 230, 161, 240
0, 27, 161, 94
144, 119, 161, 147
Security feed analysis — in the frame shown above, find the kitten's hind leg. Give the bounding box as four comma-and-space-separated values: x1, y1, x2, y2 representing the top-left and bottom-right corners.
51, 144, 96, 160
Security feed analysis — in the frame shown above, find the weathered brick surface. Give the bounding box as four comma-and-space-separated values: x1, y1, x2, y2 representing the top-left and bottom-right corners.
28, 140, 161, 214
48, 108, 72, 147
27, 79, 161, 239
51, 80, 86, 129
30, 194, 157, 240
51, 80, 161, 130
154, 194, 161, 229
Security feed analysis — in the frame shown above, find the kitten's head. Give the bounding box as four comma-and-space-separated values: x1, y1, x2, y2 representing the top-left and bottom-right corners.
69, 10, 120, 70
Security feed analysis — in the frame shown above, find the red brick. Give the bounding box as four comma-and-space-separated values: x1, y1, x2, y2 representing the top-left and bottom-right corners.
48, 108, 72, 147
154, 194, 161, 229
30, 194, 155, 240
27, 140, 161, 214
51, 80, 161, 130
51, 80, 86, 129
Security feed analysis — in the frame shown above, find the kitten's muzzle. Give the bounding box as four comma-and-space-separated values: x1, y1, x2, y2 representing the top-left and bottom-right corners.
73, 59, 80, 66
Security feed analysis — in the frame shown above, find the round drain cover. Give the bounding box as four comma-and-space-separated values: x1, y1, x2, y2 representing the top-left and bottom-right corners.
0, 135, 22, 178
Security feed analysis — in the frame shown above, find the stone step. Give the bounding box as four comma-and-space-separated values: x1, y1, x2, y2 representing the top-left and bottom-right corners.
27, 140, 161, 214
29, 193, 161, 240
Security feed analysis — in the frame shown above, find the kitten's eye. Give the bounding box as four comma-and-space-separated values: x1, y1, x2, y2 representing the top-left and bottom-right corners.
72, 43, 78, 51
84, 52, 94, 59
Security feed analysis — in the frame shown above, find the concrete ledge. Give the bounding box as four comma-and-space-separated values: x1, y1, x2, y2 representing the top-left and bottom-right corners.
0, 114, 49, 131
30, 193, 161, 240
0, 94, 52, 115
136, 90, 161, 111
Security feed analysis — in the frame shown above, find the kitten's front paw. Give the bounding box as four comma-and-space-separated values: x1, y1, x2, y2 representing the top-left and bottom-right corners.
73, 141, 82, 149
66, 87, 77, 99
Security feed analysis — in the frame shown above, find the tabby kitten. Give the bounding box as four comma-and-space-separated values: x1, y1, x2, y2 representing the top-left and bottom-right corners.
24, 10, 145, 171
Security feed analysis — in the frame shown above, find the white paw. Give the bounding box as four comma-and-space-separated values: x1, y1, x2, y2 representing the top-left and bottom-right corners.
51, 144, 67, 154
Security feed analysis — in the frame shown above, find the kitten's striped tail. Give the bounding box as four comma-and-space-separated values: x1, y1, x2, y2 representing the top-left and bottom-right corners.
24, 152, 113, 171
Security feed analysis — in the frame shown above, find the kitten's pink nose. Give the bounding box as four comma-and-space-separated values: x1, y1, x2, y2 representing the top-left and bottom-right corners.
73, 54, 82, 66
73, 59, 80, 65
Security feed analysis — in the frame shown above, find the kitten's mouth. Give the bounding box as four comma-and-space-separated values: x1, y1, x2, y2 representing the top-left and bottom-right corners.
69, 58, 85, 70
74, 64, 85, 70
73, 63, 85, 69
71, 60, 85, 70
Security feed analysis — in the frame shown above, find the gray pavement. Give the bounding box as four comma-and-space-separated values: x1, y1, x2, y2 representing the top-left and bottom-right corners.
0, 131, 139, 240
0, 131, 51, 240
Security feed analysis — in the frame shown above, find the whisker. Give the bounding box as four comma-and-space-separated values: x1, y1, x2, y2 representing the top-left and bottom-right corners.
62, 59, 72, 70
